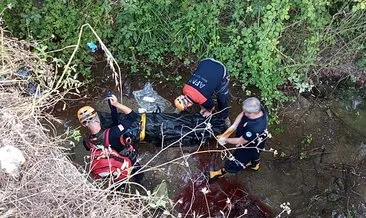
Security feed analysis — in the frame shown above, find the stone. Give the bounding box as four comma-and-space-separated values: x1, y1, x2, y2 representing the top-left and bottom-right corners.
331, 210, 346, 218
357, 142, 366, 161
298, 95, 312, 109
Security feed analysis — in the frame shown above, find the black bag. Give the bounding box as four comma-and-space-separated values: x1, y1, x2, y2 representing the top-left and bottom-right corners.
98, 111, 227, 147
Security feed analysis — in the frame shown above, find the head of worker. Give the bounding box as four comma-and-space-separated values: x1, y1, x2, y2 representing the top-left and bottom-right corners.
174, 95, 193, 112
242, 97, 261, 116
77, 106, 100, 129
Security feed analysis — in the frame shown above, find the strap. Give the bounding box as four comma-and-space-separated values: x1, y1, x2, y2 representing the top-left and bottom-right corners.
86, 140, 94, 149
103, 128, 111, 147
119, 136, 126, 146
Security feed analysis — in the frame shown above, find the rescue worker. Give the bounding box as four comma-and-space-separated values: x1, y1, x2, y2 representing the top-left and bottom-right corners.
77, 95, 143, 182
174, 58, 231, 126
208, 97, 269, 180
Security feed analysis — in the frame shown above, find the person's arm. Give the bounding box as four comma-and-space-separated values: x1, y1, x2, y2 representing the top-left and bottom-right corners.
217, 112, 243, 138
201, 99, 214, 111
230, 112, 244, 130
200, 105, 214, 117
225, 136, 248, 145
218, 135, 248, 146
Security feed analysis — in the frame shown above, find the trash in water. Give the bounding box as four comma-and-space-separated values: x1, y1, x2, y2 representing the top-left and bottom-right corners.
352, 97, 361, 109
133, 82, 171, 113
16, 67, 31, 78
122, 78, 132, 98
27, 82, 41, 96
138, 108, 147, 113
0, 145, 26, 178
148, 180, 170, 210
142, 96, 155, 102
87, 41, 98, 53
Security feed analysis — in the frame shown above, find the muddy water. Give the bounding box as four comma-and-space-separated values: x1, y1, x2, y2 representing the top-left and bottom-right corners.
54, 63, 366, 217
175, 152, 274, 217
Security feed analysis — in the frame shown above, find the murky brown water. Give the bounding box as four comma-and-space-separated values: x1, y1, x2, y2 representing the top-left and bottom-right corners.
54, 62, 366, 217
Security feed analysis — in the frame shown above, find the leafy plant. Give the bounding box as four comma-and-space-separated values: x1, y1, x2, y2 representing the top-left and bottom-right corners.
2, 0, 366, 121
0, 0, 117, 77
301, 134, 313, 147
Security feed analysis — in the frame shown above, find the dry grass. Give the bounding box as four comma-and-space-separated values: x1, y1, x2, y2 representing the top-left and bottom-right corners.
0, 25, 278, 217
0, 29, 150, 217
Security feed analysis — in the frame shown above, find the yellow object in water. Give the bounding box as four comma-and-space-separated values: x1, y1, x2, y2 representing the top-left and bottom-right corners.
209, 169, 224, 179
139, 113, 146, 141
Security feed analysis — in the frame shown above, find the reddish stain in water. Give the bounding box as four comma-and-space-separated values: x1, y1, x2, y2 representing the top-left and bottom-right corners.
175, 152, 274, 217
175, 177, 273, 217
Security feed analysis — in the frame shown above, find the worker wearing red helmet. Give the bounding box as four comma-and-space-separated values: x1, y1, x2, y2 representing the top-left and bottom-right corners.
174, 58, 230, 126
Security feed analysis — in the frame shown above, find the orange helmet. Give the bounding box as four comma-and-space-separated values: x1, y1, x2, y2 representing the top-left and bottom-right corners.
174, 95, 192, 111
77, 106, 97, 125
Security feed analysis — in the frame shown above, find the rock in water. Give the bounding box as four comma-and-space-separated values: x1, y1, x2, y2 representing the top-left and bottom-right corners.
123, 78, 132, 98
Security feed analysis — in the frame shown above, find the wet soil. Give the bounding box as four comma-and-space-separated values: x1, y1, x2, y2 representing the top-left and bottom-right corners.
54, 62, 366, 217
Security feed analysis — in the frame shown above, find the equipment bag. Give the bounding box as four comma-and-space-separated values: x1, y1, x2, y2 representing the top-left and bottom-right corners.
87, 128, 133, 182
89, 147, 132, 182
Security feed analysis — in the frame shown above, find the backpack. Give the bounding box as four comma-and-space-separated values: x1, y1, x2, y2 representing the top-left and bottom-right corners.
87, 129, 133, 182
89, 147, 132, 182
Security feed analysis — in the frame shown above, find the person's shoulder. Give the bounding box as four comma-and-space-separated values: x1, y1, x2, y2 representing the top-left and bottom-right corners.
109, 124, 126, 133
247, 116, 267, 131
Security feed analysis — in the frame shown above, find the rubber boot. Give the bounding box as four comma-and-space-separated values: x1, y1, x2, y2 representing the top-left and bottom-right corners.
250, 162, 260, 171
208, 169, 225, 180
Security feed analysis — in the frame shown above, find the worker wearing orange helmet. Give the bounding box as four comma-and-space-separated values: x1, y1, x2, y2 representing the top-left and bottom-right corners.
174, 58, 230, 126
77, 95, 143, 182
77, 95, 138, 155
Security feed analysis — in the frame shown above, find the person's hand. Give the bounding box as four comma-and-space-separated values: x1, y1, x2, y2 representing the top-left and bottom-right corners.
200, 108, 212, 118
106, 94, 118, 106
202, 110, 212, 117
200, 108, 206, 115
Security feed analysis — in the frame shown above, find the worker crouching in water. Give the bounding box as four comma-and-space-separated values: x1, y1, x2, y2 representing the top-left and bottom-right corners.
77, 95, 143, 185
174, 58, 231, 127
209, 97, 269, 180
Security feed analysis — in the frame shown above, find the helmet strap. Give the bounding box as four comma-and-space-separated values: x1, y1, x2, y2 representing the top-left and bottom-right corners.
83, 117, 99, 127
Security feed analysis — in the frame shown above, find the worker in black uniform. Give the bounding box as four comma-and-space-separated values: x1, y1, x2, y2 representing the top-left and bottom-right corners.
174, 58, 231, 126
208, 97, 269, 179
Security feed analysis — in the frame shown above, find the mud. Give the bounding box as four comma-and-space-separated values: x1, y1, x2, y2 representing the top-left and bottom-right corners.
54, 63, 366, 217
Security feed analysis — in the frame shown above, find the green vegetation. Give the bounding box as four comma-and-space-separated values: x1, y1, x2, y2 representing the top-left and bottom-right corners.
299, 134, 313, 160
1, 0, 366, 114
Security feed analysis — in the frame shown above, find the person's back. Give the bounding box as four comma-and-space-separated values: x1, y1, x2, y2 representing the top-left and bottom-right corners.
185, 58, 226, 97
175, 58, 230, 124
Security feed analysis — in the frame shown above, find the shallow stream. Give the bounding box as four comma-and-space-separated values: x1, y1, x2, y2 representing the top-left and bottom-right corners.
54, 64, 366, 217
